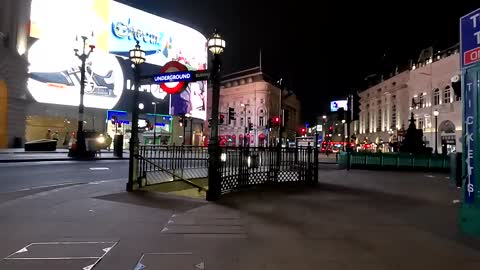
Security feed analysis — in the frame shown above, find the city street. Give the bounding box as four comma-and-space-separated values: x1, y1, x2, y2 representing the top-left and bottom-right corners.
0, 160, 128, 193
1, 161, 479, 269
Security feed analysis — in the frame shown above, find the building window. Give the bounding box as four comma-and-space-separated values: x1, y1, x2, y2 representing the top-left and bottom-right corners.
247, 117, 251, 125
366, 112, 370, 132
240, 117, 244, 127
433, 88, 440, 105
419, 94, 425, 108
377, 109, 382, 132
418, 117, 424, 130
391, 104, 397, 129
259, 116, 264, 127
444, 86, 451, 104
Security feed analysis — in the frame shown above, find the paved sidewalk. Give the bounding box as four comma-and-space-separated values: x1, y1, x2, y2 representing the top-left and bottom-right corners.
0, 170, 478, 269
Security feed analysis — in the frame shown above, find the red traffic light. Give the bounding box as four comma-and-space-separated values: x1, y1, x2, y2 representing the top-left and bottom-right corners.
274, 116, 280, 123
300, 128, 306, 134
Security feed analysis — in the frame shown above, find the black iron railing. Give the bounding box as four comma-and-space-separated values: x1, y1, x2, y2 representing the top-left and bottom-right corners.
136, 145, 318, 195
219, 146, 318, 194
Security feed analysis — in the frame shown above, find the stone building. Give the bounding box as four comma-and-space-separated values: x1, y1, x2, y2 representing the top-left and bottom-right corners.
358, 45, 461, 153
206, 67, 301, 147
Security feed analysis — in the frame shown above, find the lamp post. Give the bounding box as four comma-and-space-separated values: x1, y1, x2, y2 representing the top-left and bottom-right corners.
342, 119, 346, 151
73, 34, 95, 158
152, 102, 158, 145
433, 110, 439, 154
206, 29, 226, 201
127, 41, 145, 192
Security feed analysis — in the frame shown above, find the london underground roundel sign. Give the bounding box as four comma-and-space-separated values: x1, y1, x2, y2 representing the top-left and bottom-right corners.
158, 61, 189, 94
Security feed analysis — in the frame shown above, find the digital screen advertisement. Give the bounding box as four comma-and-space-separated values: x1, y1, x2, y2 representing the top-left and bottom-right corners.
28, 0, 208, 119
330, 100, 348, 112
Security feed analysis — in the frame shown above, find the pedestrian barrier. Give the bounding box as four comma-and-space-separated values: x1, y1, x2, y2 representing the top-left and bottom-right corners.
338, 152, 450, 171
218, 146, 318, 194
135, 145, 318, 196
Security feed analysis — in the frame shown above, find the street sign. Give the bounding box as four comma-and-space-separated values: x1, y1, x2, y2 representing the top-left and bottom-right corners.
464, 69, 478, 204
460, 8, 480, 68
152, 61, 211, 95
157, 61, 189, 94
153, 71, 194, 84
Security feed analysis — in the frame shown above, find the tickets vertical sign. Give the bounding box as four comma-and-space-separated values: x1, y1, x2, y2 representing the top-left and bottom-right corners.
464, 70, 477, 204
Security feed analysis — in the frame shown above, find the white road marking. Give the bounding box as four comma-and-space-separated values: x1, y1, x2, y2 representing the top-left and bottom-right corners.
83, 264, 95, 270
195, 262, 205, 269
88, 178, 126, 185
425, 174, 435, 178
15, 247, 28, 254
161, 227, 169, 232
6, 182, 76, 193
89, 167, 110, 171
452, 199, 461, 204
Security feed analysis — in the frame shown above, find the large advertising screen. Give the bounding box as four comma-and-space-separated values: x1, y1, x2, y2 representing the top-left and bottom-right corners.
330, 100, 348, 112
28, 0, 207, 119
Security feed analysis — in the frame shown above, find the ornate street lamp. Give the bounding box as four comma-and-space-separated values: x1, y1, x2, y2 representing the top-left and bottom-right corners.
206, 29, 226, 201
127, 41, 146, 191
73, 34, 95, 158
433, 110, 439, 155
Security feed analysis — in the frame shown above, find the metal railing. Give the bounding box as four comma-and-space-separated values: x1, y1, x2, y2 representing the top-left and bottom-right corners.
338, 152, 450, 171
219, 146, 318, 194
137, 145, 208, 186
136, 145, 318, 195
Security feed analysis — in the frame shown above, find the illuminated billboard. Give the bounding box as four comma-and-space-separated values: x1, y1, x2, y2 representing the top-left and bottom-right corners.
330, 100, 348, 112
28, 0, 207, 119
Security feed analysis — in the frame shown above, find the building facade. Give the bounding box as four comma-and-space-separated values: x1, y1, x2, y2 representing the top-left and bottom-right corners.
207, 67, 301, 147
358, 47, 461, 153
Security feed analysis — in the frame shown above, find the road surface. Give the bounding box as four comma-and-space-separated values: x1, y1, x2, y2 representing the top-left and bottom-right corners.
0, 160, 128, 193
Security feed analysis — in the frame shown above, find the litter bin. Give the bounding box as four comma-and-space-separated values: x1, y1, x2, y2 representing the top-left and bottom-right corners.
114, 135, 123, 158
450, 152, 463, 188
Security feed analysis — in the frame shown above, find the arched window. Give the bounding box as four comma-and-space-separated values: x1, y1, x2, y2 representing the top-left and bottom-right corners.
433, 88, 440, 105
444, 86, 451, 104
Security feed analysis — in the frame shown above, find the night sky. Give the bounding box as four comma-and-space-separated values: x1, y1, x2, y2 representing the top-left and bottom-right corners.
119, 0, 479, 122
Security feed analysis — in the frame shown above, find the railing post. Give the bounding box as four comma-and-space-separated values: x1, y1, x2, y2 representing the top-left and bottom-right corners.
275, 144, 281, 182
307, 145, 313, 184
314, 144, 319, 183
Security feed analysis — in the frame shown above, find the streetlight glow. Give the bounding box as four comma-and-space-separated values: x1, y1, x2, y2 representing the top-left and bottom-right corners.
129, 41, 146, 65
207, 29, 226, 55
433, 110, 439, 116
